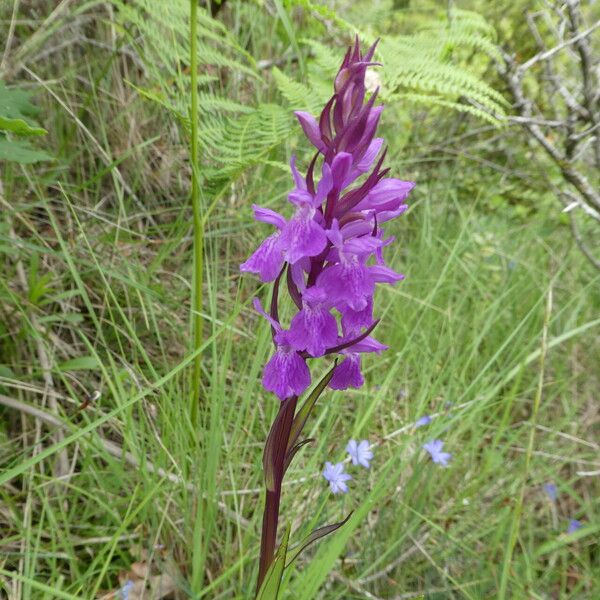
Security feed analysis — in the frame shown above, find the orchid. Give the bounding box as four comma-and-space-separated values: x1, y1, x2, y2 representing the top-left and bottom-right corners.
242, 41, 413, 399
241, 38, 415, 594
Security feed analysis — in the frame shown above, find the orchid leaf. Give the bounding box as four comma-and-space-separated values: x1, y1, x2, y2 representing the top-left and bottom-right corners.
285, 513, 353, 568
283, 438, 314, 472
263, 403, 287, 492
256, 524, 290, 600
263, 397, 296, 492
286, 362, 336, 457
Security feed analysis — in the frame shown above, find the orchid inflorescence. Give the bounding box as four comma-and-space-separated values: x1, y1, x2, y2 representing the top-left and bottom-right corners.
240, 38, 415, 595
241, 38, 414, 400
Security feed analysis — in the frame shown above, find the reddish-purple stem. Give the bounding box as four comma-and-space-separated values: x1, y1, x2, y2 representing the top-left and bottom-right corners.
256, 396, 298, 593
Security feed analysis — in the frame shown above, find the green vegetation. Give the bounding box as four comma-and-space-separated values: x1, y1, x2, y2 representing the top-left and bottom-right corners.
1, 1, 598, 598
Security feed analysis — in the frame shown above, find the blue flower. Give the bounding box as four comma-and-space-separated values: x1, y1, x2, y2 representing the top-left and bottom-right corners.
422, 439, 452, 467
567, 519, 582, 534
346, 439, 374, 468
120, 580, 135, 600
323, 461, 352, 494
543, 482, 557, 502
415, 415, 432, 428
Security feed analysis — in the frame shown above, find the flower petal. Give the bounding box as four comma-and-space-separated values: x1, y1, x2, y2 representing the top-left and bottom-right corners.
252, 204, 287, 229
280, 211, 328, 264
240, 233, 284, 282
295, 111, 327, 152
262, 347, 311, 400
288, 304, 338, 357
340, 298, 374, 334
355, 178, 415, 213
329, 354, 364, 390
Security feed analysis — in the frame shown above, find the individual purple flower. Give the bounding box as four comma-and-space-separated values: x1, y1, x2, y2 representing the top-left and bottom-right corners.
354, 177, 415, 212
346, 439, 373, 468
317, 220, 402, 312
323, 461, 352, 494
423, 440, 452, 467
239, 205, 287, 282
254, 299, 311, 400
278, 161, 332, 264
329, 354, 363, 390
415, 415, 432, 428
340, 297, 374, 333
329, 335, 387, 390
262, 333, 311, 400
567, 519, 582, 534
288, 286, 338, 357
543, 482, 558, 502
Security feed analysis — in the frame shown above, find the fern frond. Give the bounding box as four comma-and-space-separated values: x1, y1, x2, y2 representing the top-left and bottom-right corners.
399, 93, 502, 126
271, 67, 325, 113
112, 0, 282, 192
203, 104, 292, 183
297, 8, 505, 125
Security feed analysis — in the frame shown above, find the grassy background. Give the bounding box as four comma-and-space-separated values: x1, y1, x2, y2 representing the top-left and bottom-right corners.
1, 1, 599, 599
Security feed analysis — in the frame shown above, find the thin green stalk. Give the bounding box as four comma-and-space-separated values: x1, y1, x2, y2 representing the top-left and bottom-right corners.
189, 0, 203, 428
498, 286, 553, 599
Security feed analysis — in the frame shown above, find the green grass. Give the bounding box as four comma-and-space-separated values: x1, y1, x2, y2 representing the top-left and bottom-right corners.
1, 1, 599, 599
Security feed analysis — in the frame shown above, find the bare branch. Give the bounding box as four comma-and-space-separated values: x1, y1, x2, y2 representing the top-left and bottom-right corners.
519, 19, 600, 72
502, 52, 600, 213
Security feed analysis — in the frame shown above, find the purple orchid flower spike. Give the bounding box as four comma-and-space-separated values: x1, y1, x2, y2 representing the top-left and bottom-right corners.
240, 38, 416, 594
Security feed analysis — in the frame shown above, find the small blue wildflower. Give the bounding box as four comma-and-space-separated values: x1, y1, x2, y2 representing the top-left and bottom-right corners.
415, 415, 432, 428
567, 519, 582, 534
323, 461, 352, 494
422, 439, 452, 467
120, 580, 135, 600
543, 482, 557, 502
346, 439, 373, 468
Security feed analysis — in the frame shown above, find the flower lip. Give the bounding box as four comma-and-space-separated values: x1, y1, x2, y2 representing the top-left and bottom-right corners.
262, 342, 311, 400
